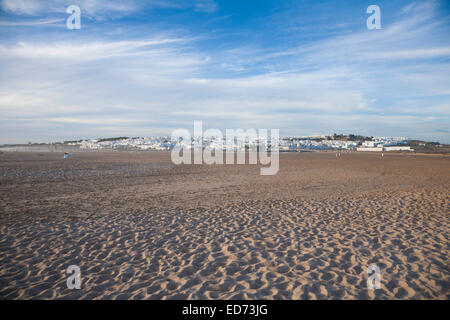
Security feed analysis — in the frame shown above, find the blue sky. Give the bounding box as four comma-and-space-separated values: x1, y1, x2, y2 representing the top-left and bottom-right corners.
0, 0, 449, 143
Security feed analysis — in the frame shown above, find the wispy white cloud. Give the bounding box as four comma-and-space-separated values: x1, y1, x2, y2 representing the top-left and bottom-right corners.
0, 0, 139, 17
0, 0, 219, 18
0, 38, 190, 60
225, 0, 446, 69
0, 18, 64, 26
0, 0, 42, 15
193, 0, 218, 13
366, 47, 450, 60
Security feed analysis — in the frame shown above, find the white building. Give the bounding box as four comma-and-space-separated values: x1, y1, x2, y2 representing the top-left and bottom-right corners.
362, 141, 376, 147
384, 146, 413, 152
357, 147, 383, 152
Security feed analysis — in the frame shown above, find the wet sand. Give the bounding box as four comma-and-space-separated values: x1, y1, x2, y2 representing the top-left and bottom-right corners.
0, 151, 448, 299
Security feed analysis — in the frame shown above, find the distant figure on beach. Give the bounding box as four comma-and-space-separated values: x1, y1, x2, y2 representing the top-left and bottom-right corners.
64, 152, 69, 159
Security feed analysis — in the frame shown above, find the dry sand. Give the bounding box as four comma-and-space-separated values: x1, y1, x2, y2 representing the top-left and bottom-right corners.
0, 151, 448, 299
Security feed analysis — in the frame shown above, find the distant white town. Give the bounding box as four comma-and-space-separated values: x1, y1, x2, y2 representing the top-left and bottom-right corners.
70, 134, 415, 152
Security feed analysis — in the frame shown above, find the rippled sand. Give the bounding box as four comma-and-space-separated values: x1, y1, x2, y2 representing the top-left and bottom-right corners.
0, 151, 448, 299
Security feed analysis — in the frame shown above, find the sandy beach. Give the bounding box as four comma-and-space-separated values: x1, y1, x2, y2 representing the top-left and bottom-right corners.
0, 151, 448, 299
